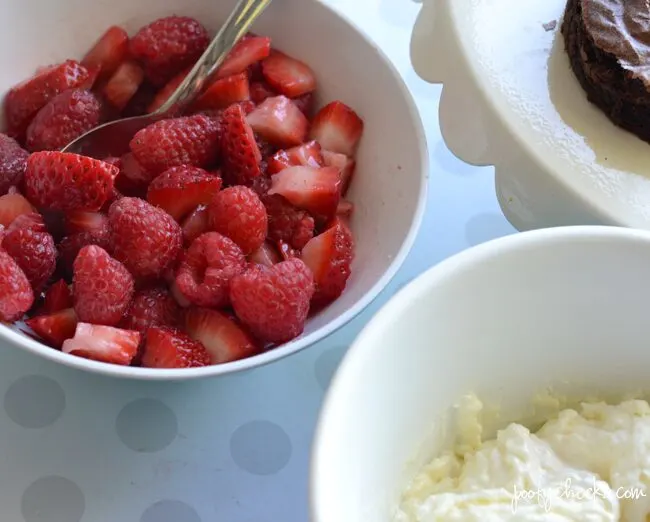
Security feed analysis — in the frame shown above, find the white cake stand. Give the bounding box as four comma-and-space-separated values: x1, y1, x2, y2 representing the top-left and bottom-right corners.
411, 0, 650, 231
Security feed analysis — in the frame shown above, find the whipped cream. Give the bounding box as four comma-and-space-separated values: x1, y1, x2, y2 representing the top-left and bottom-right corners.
395, 397, 650, 522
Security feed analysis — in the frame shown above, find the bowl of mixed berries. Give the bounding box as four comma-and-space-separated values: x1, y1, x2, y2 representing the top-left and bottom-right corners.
0, 0, 428, 379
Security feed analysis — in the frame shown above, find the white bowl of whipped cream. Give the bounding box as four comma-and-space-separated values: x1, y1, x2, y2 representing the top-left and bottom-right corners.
310, 225, 650, 522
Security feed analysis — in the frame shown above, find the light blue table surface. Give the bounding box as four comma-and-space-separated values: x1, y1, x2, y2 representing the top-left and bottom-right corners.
0, 1, 517, 520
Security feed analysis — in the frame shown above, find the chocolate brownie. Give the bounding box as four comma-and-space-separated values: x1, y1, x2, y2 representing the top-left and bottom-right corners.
562, 0, 650, 143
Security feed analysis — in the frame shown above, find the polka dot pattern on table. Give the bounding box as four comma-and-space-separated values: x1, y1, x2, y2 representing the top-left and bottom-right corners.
465, 212, 515, 247
116, 398, 178, 453
314, 346, 347, 391
4, 375, 65, 429
21, 476, 84, 522
230, 420, 292, 476
141, 500, 201, 522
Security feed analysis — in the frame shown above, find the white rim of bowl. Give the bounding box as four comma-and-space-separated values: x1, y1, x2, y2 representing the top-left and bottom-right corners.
0, 3, 430, 381
309, 225, 650, 519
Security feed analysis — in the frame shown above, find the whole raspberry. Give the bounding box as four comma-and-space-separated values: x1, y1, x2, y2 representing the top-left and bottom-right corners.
2, 225, 56, 292
73, 245, 134, 326
130, 114, 221, 175
0, 133, 28, 196
175, 232, 246, 308
230, 258, 314, 343
129, 16, 210, 86
25, 89, 102, 152
120, 287, 181, 334
208, 186, 267, 255
263, 194, 315, 249
0, 249, 34, 321
108, 197, 182, 280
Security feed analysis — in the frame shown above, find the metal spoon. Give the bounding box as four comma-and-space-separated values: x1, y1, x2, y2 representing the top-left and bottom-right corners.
62, 0, 272, 159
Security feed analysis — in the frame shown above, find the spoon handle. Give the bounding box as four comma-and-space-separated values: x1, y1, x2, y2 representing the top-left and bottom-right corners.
155, 0, 272, 116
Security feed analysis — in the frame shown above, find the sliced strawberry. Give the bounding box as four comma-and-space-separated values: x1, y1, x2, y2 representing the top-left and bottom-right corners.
43, 279, 73, 314
62, 322, 140, 365
115, 152, 156, 195
220, 104, 262, 185
249, 81, 276, 104
0, 193, 34, 227
181, 205, 210, 247
148, 67, 191, 113
246, 96, 308, 148
268, 165, 341, 218
184, 307, 259, 364
192, 73, 250, 112
103, 61, 145, 111
64, 211, 109, 236
4, 60, 90, 138
147, 166, 222, 221
322, 149, 356, 195
261, 51, 316, 98
142, 326, 211, 368
301, 217, 354, 306
336, 199, 354, 218
24, 152, 117, 212
248, 241, 281, 267
26, 308, 78, 348
80, 65, 102, 90
267, 140, 323, 174
310, 101, 364, 157
216, 36, 272, 79
81, 26, 130, 82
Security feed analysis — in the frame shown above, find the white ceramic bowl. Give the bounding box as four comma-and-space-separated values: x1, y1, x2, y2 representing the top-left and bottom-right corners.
0, 0, 427, 380
410, 0, 650, 231
311, 226, 650, 521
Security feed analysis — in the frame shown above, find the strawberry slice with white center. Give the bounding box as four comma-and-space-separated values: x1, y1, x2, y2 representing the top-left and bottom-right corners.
62, 322, 141, 365
0, 192, 35, 227
301, 217, 355, 307
81, 26, 129, 82
267, 140, 324, 175
26, 308, 78, 348
146, 166, 222, 221
310, 101, 364, 157
216, 36, 272, 79
103, 61, 145, 111
248, 240, 281, 267
261, 51, 317, 98
220, 103, 262, 185
181, 204, 210, 247
192, 72, 250, 111
64, 211, 109, 236
246, 96, 309, 148
185, 307, 260, 364
268, 165, 342, 219
322, 149, 356, 195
